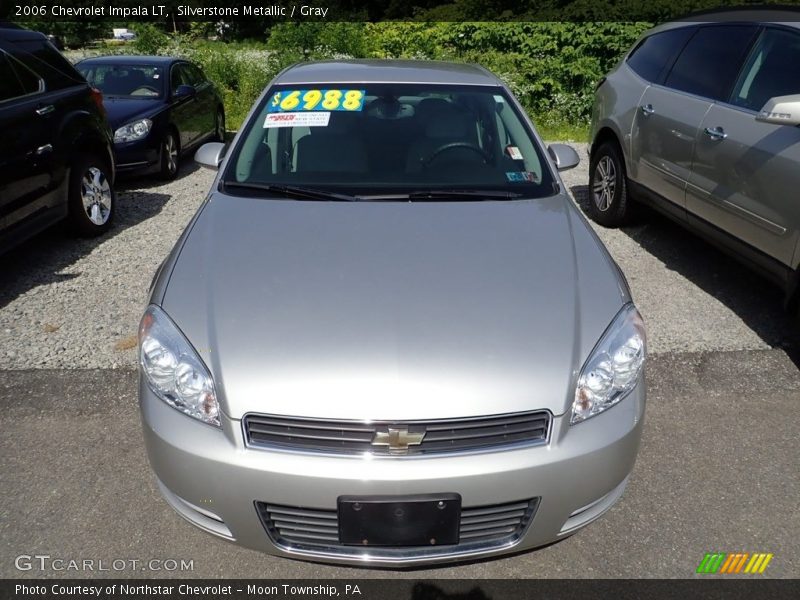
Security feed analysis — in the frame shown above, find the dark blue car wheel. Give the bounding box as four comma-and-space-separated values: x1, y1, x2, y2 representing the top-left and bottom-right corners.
159, 131, 179, 181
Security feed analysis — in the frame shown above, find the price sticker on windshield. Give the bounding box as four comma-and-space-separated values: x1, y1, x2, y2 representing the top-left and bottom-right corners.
268, 89, 366, 112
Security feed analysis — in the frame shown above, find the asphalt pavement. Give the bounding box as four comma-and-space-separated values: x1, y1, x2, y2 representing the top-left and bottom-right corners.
1, 350, 797, 578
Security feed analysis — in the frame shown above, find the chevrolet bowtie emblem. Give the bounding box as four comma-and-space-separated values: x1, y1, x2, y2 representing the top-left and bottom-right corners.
371, 427, 426, 454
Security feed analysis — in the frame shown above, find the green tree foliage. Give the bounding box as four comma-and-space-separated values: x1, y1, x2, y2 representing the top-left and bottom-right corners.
61, 20, 654, 134
132, 23, 170, 55
172, 21, 646, 131
266, 22, 371, 58
436, 22, 650, 117
15, 20, 108, 48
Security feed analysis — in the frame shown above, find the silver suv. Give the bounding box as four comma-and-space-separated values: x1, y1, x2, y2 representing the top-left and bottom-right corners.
589, 11, 800, 311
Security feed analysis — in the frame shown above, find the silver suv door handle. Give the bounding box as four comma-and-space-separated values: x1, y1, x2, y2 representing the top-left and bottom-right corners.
704, 126, 728, 140
640, 104, 655, 116
35, 105, 55, 116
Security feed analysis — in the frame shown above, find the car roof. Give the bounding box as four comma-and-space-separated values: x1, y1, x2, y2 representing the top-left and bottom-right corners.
0, 24, 48, 43
274, 60, 503, 86
650, 7, 800, 34
77, 55, 181, 66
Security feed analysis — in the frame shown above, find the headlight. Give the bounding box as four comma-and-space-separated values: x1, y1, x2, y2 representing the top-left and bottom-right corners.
114, 118, 152, 143
138, 305, 220, 427
571, 304, 646, 424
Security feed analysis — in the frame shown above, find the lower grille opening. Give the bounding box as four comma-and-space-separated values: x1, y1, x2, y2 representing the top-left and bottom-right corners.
256, 497, 539, 558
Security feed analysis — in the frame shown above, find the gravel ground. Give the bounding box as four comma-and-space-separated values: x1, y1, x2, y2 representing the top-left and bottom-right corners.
0, 145, 796, 369
0, 163, 214, 369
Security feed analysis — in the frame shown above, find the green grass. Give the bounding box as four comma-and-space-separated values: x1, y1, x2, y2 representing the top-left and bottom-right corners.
532, 117, 590, 143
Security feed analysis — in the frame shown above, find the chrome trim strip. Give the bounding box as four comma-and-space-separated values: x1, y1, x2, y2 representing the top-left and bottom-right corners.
558, 477, 629, 536
156, 479, 234, 540
686, 182, 788, 235
116, 161, 151, 168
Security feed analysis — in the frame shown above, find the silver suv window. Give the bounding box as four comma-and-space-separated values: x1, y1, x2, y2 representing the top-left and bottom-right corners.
663, 25, 759, 101
626, 27, 693, 83
730, 27, 800, 111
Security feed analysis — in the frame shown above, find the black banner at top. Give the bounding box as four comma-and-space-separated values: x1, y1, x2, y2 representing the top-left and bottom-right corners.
2, 0, 800, 22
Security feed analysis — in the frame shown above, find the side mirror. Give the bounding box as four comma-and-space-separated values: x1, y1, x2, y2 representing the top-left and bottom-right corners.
195, 142, 226, 171
756, 94, 800, 126
547, 143, 580, 171
173, 84, 196, 100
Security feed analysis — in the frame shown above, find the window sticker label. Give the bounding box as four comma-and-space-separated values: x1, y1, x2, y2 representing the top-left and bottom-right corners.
263, 112, 331, 128
268, 89, 366, 112
506, 171, 540, 183
506, 146, 524, 160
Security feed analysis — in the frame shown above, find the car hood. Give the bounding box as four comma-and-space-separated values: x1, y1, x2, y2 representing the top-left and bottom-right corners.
162, 192, 629, 421
102, 97, 163, 129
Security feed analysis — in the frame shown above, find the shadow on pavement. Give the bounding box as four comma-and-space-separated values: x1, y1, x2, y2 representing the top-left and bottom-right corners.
0, 183, 172, 309
571, 184, 799, 367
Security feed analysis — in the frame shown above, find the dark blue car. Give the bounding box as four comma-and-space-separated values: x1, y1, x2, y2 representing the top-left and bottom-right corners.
77, 56, 225, 180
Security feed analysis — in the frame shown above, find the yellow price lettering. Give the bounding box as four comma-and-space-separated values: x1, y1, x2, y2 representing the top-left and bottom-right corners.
302, 89, 322, 110
322, 89, 343, 110
271, 92, 281, 107
342, 90, 363, 111
280, 90, 301, 110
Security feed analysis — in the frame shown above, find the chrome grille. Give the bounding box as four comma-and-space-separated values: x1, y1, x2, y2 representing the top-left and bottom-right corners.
256, 498, 539, 555
244, 411, 550, 455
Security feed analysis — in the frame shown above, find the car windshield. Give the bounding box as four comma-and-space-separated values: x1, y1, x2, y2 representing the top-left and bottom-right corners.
222, 83, 556, 199
78, 64, 165, 98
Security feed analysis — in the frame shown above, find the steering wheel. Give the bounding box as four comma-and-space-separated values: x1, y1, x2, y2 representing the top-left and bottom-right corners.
421, 142, 490, 169
130, 86, 160, 96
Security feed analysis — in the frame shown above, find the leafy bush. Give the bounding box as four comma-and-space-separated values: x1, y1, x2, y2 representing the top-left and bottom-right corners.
65, 21, 654, 135
435, 22, 651, 119
131, 24, 169, 55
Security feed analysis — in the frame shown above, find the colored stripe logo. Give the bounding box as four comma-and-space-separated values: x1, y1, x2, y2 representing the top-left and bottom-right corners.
696, 552, 773, 574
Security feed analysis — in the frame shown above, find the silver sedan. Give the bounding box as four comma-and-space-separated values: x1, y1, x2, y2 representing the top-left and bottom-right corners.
137, 60, 647, 567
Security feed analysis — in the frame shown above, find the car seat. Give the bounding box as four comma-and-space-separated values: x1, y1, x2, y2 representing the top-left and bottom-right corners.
294, 112, 368, 173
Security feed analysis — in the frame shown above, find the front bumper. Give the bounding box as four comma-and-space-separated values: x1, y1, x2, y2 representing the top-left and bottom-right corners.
139, 375, 645, 566
114, 139, 160, 174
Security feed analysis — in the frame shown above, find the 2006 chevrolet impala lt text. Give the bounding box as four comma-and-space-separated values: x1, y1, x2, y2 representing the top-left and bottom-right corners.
137, 60, 647, 566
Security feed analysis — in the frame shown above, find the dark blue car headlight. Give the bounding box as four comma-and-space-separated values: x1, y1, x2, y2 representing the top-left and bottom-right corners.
114, 118, 152, 143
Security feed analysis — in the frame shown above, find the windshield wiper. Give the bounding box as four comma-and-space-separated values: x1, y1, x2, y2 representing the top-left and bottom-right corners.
221, 182, 356, 202
405, 189, 524, 201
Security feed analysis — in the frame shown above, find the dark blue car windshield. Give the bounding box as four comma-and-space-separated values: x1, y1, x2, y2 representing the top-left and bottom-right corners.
79, 64, 165, 98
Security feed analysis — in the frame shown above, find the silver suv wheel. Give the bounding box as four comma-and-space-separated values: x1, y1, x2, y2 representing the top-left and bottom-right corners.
587, 140, 631, 228
592, 155, 616, 212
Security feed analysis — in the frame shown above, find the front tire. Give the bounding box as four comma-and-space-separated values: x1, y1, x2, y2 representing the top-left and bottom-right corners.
588, 141, 631, 227
159, 131, 179, 180
67, 154, 115, 236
